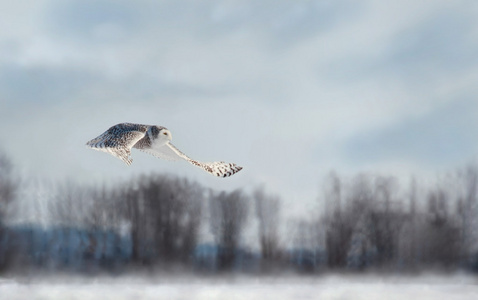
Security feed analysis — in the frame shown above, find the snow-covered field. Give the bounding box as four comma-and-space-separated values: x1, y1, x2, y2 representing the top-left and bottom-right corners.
1, 274, 477, 300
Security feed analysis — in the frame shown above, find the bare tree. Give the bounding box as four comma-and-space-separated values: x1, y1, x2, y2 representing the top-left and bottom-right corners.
324, 172, 354, 268
324, 173, 409, 270
0, 152, 15, 225
397, 177, 420, 270
369, 176, 403, 266
289, 218, 324, 272
50, 181, 92, 227
456, 163, 478, 266
0, 152, 15, 270
253, 186, 280, 263
122, 174, 203, 266
174, 179, 203, 263
344, 174, 376, 268
122, 181, 144, 263
422, 187, 461, 268
210, 189, 249, 271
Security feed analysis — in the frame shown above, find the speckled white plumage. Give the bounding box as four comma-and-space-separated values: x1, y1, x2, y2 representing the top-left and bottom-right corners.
86, 123, 242, 178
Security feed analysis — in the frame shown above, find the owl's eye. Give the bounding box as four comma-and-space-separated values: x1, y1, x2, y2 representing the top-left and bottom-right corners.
163, 132, 168, 136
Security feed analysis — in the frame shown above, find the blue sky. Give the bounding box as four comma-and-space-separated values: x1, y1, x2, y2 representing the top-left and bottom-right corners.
0, 0, 477, 217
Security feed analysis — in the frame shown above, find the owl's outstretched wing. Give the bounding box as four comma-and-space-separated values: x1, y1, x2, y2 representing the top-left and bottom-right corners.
137, 141, 243, 177
86, 123, 148, 165
135, 141, 182, 162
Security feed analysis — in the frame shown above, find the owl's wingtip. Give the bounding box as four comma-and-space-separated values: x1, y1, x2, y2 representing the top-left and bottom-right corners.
85, 139, 97, 148
216, 162, 243, 178
222, 165, 243, 177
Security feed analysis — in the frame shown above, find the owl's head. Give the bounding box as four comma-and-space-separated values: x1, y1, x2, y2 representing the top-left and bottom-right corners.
159, 128, 172, 141
148, 126, 172, 147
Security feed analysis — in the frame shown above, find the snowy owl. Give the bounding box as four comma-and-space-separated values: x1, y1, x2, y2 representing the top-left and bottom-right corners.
86, 123, 243, 178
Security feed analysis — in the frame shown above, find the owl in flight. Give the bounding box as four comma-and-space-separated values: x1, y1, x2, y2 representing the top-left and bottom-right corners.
86, 123, 242, 177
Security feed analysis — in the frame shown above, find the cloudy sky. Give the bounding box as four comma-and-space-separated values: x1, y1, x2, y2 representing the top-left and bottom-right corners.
0, 0, 477, 217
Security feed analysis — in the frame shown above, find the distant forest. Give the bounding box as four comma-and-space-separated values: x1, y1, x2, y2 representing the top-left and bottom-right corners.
0, 150, 477, 274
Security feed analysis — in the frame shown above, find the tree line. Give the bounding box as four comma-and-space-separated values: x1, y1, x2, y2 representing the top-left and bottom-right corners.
322, 170, 478, 272
0, 151, 477, 274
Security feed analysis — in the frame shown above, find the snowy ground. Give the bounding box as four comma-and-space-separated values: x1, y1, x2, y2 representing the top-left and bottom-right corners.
1, 273, 477, 300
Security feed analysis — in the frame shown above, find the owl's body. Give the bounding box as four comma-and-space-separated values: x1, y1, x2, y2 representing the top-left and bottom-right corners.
86, 123, 242, 177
